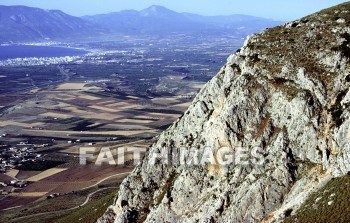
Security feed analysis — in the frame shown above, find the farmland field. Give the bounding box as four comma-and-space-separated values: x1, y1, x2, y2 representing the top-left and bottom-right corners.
0, 35, 242, 216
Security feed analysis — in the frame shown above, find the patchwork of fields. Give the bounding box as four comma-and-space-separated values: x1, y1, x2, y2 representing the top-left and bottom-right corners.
0, 79, 203, 211
0, 35, 237, 218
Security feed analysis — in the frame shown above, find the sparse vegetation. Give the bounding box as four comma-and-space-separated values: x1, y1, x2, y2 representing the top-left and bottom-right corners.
283, 175, 350, 223
0, 177, 123, 223
245, 2, 350, 93
54, 191, 115, 223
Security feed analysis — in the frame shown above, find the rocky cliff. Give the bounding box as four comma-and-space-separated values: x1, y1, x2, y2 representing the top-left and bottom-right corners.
99, 3, 350, 223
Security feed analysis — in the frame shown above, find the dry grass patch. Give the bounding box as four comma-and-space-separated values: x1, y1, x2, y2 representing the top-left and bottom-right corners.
96, 100, 116, 105
63, 106, 91, 115
148, 113, 180, 119
0, 121, 43, 128
40, 112, 72, 119
27, 168, 68, 182
134, 115, 159, 120
78, 95, 101, 101
126, 96, 140, 100
151, 97, 179, 105
55, 93, 76, 101
283, 175, 350, 223
11, 192, 48, 197
83, 113, 122, 121
16, 171, 42, 180
104, 124, 151, 130
118, 119, 153, 124
86, 122, 102, 127
172, 102, 192, 107
191, 84, 205, 89
89, 105, 117, 113
56, 83, 86, 90
106, 102, 141, 109
49, 102, 71, 108
6, 169, 19, 178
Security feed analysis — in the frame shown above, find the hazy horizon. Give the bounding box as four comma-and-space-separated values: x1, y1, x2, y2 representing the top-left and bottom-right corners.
0, 0, 348, 21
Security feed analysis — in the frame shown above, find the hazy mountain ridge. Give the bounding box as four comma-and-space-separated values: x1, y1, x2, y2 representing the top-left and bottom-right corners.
0, 5, 283, 43
0, 5, 106, 43
82, 5, 202, 34
98, 2, 350, 223
83, 5, 283, 35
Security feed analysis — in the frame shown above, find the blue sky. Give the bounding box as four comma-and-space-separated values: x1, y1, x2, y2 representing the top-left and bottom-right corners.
0, 0, 348, 21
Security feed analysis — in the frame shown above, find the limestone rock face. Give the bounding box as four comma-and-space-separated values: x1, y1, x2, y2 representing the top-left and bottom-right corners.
98, 3, 350, 223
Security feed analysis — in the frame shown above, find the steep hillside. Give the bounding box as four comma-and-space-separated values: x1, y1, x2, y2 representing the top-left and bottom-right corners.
99, 2, 350, 223
0, 5, 105, 43
283, 175, 350, 223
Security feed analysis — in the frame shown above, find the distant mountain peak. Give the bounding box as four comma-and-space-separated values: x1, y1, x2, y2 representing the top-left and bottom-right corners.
147, 5, 169, 11
140, 5, 178, 17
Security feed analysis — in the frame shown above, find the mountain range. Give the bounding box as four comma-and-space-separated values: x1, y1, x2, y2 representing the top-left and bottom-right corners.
0, 5, 283, 43
0, 5, 105, 43
83, 5, 282, 35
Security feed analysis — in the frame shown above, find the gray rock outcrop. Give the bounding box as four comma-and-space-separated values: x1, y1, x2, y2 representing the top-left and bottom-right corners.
98, 2, 350, 223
